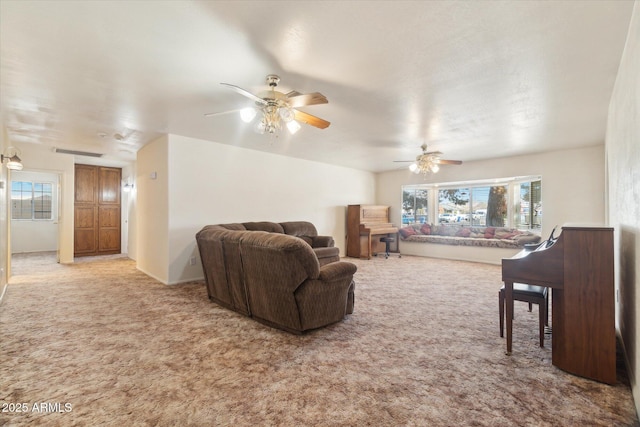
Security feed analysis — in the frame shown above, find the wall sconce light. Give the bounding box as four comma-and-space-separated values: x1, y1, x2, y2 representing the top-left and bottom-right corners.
1, 147, 23, 171
122, 178, 134, 192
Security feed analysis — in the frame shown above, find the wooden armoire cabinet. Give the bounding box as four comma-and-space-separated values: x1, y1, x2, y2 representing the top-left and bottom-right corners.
74, 164, 121, 257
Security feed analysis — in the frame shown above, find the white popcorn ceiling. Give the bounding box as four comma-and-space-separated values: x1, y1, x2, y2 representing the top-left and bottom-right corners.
0, 1, 635, 171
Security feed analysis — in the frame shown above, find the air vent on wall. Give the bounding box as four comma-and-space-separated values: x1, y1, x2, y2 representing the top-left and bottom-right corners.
54, 148, 104, 157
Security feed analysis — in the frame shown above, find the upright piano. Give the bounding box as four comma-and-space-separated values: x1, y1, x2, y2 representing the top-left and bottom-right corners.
347, 205, 399, 259
501, 225, 615, 384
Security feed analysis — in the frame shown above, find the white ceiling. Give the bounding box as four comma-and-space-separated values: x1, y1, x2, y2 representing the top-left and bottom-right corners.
0, 1, 635, 172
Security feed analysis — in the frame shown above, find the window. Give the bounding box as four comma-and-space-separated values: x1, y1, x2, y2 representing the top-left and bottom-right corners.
11, 181, 53, 220
514, 180, 542, 229
401, 176, 541, 232
402, 188, 429, 225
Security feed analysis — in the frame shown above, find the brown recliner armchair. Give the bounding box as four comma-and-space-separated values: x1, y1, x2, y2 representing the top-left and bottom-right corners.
279, 221, 339, 266
196, 227, 356, 334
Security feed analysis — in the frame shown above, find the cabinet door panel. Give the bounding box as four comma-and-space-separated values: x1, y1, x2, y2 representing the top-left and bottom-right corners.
75, 165, 98, 204
75, 206, 96, 228
99, 167, 121, 204
99, 229, 121, 252
75, 229, 97, 254
99, 206, 120, 227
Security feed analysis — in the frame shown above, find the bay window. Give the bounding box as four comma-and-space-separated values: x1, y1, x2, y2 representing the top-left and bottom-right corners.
401, 176, 541, 232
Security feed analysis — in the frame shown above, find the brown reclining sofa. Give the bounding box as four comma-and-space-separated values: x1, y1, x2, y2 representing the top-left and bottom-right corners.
195, 221, 357, 334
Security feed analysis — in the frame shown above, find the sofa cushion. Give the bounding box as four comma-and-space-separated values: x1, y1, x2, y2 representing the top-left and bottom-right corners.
299, 236, 314, 246
313, 247, 341, 266
280, 221, 318, 237
218, 223, 247, 231
242, 221, 285, 234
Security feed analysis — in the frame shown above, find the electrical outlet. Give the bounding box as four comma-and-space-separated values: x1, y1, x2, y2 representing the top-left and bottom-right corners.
189, 256, 197, 266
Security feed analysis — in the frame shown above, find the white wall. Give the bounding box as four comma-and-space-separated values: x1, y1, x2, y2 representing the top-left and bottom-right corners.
10, 170, 59, 253
606, 1, 640, 416
377, 145, 606, 263
136, 134, 376, 285
136, 135, 169, 283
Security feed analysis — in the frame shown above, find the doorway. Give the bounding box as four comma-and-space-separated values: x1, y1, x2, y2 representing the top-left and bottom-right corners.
9, 170, 62, 276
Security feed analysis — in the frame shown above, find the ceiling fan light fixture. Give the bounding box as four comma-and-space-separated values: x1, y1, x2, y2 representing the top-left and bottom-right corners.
255, 119, 266, 134
240, 107, 257, 123
396, 144, 461, 178
213, 75, 330, 137
409, 154, 440, 177
286, 120, 301, 135
279, 106, 294, 122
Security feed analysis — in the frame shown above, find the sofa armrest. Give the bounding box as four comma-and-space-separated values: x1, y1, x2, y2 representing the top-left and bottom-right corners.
311, 235, 335, 248
318, 261, 357, 282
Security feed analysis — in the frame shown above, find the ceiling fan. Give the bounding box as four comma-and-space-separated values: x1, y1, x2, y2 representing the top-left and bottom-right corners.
205, 74, 330, 135
394, 143, 462, 176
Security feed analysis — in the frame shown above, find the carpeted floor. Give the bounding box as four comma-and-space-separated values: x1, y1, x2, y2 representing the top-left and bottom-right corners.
1, 252, 638, 426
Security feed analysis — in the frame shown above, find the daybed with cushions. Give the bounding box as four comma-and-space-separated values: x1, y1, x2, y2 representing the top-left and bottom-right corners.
195, 221, 356, 334
399, 223, 541, 249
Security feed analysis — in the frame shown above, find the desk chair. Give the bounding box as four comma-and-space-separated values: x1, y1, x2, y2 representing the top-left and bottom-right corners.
499, 283, 549, 347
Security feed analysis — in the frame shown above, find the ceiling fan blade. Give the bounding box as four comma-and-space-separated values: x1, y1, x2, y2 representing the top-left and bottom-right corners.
435, 159, 463, 165
293, 110, 330, 129
286, 92, 328, 108
204, 109, 242, 117
220, 83, 267, 105
393, 160, 414, 163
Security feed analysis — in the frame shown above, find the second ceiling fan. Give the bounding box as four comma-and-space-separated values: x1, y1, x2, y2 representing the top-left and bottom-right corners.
205, 74, 330, 135
395, 144, 462, 176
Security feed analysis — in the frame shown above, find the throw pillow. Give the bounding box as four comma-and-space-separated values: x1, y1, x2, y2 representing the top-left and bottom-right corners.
420, 223, 432, 235
399, 226, 417, 238
440, 226, 459, 236
455, 227, 472, 237
484, 227, 496, 239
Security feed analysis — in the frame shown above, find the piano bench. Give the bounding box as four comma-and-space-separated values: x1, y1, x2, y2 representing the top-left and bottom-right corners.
499, 283, 549, 347
375, 236, 401, 259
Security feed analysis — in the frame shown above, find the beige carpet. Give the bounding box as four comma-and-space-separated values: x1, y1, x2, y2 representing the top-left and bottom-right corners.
1, 252, 638, 426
